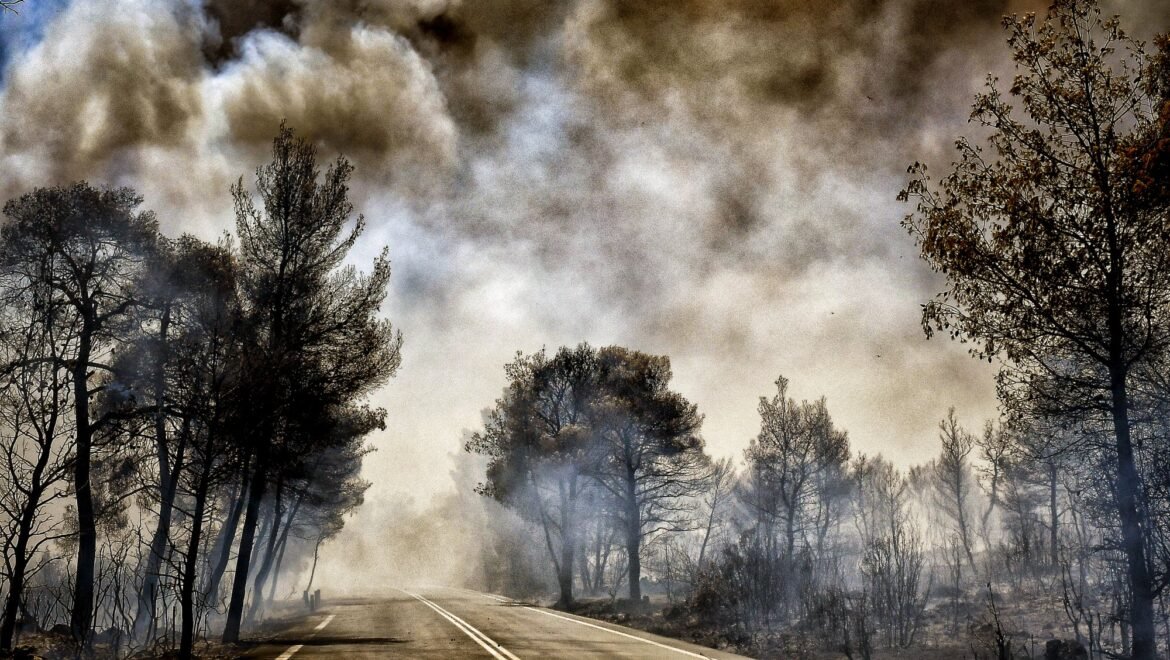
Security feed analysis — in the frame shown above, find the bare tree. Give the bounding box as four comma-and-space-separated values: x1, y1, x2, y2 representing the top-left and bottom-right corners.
0, 259, 77, 651
696, 456, 736, 570
931, 408, 978, 571
741, 376, 850, 618
0, 183, 158, 645
853, 455, 930, 649
975, 421, 1010, 539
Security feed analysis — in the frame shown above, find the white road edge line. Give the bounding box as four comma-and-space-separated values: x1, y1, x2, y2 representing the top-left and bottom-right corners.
453, 587, 511, 604
274, 644, 303, 660
274, 612, 334, 660
524, 606, 712, 659
401, 590, 522, 660
453, 587, 510, 603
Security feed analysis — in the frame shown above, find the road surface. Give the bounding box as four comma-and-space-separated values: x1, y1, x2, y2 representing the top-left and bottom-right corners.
239, 587, 751, 659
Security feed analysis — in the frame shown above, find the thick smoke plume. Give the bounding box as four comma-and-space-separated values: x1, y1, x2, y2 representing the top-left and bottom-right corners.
1, 0, 1165, 590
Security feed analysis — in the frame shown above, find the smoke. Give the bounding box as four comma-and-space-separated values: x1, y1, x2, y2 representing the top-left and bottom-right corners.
1, 0, 1166, 590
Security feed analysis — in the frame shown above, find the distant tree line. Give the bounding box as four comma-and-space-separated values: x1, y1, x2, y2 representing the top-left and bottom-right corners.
0, 124, 402, 658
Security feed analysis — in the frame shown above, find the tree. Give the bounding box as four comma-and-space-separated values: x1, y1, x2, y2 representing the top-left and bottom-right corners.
0, 251, 78, 651
854, 459, 929, 649
696, 456, 736, 570
159, 237, 244, 660
468, 345, 599, 608
975, 421, 1010, 538
901, 3, 1170, 656
117, 238, 198, 644
0, 184, 158, 645
222, 124, 401, 642
589, 346, 706, 602
930, 408, 978, 571
245, 405, 378, 624
740, 376, 850, 620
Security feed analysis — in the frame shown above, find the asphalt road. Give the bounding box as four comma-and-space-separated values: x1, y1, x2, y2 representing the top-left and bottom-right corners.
238, 587, 752, 659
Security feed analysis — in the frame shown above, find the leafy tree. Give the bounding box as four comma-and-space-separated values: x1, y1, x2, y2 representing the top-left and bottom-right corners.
222, 124, 401, 642
162, 237, 244, 660
468, 345, 599, 608
589, 346, 706, 602
740, 376, 850, 621
743, 378, 850, 557
114, 238, 204, 644
900, 2, 1170, 655
245, 404, 379, 623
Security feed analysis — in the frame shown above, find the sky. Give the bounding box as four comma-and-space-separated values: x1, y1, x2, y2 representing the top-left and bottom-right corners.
1, 0, 1167, 586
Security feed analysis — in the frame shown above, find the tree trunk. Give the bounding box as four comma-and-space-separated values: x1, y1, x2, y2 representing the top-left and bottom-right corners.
135, 428, 187, 643
69, 330, 95, 646
624, 464, 641, 603
556, 550, 574, 609
697, 502, 716, 569
305, 536, 323, 596
247, 500, 274, 586
222, 458, 267, 643
954, 480, 976, 572
134, 307, 177, 643
267, 490, 304, 604
1048, 460, 1059, 570
785, 503, 798, 620
578, 547, 592, 597
555, 476, 577, 609
203, 464, 249, 607
179, 453, 213, 660
0, 500, 37, 650
595, 536, 612, 594
0, 418, 54, 653
247, 479, 284, 623
267, 536, 289, 605
1109, 369, 1156, 660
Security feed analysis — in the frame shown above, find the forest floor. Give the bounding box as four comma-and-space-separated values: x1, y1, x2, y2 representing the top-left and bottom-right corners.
563, 583, 1100, 660
0, 632, 246, 660
0, 603, 308, 659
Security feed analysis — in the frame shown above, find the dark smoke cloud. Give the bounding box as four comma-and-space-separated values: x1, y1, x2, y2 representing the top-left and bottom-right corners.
201, 0, 299, 64
0, 1, 205, 185
562, 0, 1044, 131
216, 27, 457, 174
